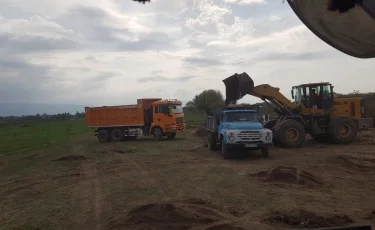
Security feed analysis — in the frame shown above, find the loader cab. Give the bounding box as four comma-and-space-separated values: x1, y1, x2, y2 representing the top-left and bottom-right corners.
291, 82, 334, 110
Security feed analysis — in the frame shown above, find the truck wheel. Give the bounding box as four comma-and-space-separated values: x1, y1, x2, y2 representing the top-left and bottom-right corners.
221, 141, 231, 159
207, 132, 217, 150
274, 119, 306, 148
166, 133, 176, 140
153, 127, 163, 141
327, 117, 358, 144
98, 129, 110, 143
111, 129, 124, 142
261, 148, 269, 158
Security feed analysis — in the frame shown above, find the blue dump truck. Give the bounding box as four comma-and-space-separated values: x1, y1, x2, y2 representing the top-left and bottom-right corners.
205, 105, 273, 159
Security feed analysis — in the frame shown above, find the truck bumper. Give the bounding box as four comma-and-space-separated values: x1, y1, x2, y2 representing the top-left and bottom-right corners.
167, 124, 185, 133
226, 142, 273, 149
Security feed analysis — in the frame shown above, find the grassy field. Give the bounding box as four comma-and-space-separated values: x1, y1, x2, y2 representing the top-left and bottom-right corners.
0, 115, 374, 230
0, 119, 90, 156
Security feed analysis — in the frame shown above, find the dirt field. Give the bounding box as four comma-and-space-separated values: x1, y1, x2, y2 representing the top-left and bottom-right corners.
0, 127, 374, 230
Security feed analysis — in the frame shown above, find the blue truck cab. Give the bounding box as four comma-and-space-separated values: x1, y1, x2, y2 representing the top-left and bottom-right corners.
205, 105, 273, 159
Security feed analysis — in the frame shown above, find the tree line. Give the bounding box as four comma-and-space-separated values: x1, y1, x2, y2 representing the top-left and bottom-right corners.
184, 89, 375, 118
0, 112, 86, 122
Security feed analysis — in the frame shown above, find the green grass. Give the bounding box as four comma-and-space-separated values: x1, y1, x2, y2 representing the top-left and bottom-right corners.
0, 119, 90, 155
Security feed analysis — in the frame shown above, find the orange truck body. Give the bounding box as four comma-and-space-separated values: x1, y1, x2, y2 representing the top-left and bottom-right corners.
85, 98, 185, 142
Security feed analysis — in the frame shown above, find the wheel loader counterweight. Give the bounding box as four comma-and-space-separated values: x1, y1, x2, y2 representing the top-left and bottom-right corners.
222, 73, 374, 148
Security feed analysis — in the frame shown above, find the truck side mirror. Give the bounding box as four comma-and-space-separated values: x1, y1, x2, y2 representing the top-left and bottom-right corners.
291, 90, 294, 99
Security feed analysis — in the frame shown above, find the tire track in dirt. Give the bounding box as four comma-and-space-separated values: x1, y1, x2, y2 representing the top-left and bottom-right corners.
70, 142, 105, 230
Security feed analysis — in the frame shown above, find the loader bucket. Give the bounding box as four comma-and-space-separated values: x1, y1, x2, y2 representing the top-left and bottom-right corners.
222, 72, 254, 105
287, 0, 375, 59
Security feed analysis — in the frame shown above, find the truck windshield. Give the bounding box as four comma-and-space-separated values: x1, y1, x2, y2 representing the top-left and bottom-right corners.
224, 112, 257, 122
171, 104, 183, 114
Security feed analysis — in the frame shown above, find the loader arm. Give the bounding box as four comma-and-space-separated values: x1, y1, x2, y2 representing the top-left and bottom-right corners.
251, 84, 297, 116
222, 73, 297, 116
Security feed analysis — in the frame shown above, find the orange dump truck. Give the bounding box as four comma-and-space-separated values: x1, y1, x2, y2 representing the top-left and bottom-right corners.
85, 98, 185, 143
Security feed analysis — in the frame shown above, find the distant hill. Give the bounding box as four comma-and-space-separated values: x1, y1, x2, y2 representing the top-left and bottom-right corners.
0, 103, 86, 116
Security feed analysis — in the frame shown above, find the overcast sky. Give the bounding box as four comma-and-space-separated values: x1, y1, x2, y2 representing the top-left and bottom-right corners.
1, 0, 374, 106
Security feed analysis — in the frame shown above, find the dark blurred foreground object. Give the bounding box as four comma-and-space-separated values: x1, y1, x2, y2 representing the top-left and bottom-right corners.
287, 0, 375, 58
301, 226, 372, 230
132, 0, 375, 59
133, 0, 150, 3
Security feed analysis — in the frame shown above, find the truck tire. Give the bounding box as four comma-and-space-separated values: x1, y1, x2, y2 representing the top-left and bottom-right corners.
166, 133, 176, 140
221, 140, 231, 159
153, 127, 163, 141
327, 117, 358, 144
261, 148, 269, 158
207, 132, 217, 150
274, 119, 306, 148
111, 129, 124, 142
98, 129, 110, 143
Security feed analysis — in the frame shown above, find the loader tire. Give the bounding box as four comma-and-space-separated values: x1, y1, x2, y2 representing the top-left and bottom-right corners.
274, 119, 305, 148
111, 129, 124, 142
98, 129, 110, 143
153, 127, 163, 141
207, 132, 217, 150
327, 117, 358, 144
264, 119, 277, 130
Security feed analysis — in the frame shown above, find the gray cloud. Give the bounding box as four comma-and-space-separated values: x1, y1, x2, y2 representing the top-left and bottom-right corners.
183, 57, 223, 66
0, 57, 56, 103
137, 75, 197, 83
59, 5, 174, 51
0, 33, 79, 53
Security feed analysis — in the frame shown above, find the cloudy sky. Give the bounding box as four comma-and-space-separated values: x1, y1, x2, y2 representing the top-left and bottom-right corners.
1, 0, 374, 106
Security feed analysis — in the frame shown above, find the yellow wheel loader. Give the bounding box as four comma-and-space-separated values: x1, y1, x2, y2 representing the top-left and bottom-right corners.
133, 0, 375, 59
223, 73, 374, 148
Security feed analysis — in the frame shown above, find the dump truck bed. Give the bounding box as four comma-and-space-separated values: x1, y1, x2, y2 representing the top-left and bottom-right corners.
85, 105, 145, 127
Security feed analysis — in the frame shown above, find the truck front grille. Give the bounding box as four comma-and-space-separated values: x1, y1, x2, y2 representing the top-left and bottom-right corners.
237, 131, 261, 141
176, 117, 184, 124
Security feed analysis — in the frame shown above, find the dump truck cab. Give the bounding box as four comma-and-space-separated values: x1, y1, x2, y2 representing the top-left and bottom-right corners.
151, 99, 185, 137
205, 105, 273, 159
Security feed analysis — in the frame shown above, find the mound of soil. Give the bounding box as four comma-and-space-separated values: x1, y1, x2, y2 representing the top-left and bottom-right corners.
55, 155, 87, 161
202, 223, 247, 230
265, 210, 353, 228
106, 199, 242, 230
250, 166, 324, 187
337, 155, 375, 170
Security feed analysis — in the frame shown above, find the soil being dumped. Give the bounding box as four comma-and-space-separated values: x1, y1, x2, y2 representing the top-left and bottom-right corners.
105, 199, 246, 230
250, 166, 324, 187
264, 209, 353, 228
55, 155, 87, 161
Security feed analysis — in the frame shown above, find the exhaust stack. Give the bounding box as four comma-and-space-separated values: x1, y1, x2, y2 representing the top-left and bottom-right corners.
222, 72, 254, 105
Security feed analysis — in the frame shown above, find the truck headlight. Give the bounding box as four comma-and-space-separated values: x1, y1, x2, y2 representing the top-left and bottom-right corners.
265, 135, 271, 141
229, 136, 235, 141
172, 127, 177, 131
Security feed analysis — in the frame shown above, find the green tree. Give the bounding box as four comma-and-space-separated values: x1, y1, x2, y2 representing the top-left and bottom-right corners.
190, 89, 225, 111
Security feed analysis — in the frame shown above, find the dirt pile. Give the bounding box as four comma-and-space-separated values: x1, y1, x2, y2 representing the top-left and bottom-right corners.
105, 199, 246, 230
264, 210, 353, 228
337, 155, 375, 170
250, 166, 324, 187
55, 155, 87, 161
